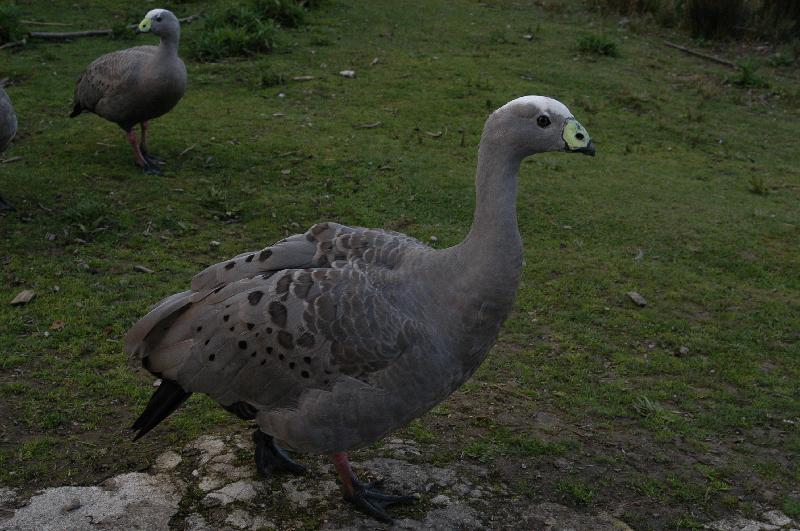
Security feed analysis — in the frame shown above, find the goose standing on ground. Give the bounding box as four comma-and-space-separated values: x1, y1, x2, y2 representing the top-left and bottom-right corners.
0, 86, 18, 211
70, 9, 186, 174
125, 96, 595, 522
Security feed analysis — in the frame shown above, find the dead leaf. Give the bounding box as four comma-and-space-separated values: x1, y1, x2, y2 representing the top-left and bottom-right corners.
292, 75, 315, 81
626, 291, 647, 307
355, 121, 382, 129
425, 130, 443, 138
50, 319, 66, 330
10, 289, 36, 306
133, 265, 154, 274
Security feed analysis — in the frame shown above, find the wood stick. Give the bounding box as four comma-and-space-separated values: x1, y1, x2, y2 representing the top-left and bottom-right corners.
0, 39, 26, 50
28, 13, 202, 41
21, 20, 72, 26
29, 29, 112, 40
664, 41, 738, 69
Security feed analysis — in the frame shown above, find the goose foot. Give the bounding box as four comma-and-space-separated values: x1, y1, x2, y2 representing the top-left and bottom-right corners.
0, 195, 14, 212
140, 161, 162, 175
253, 430, 306, 478
331, 452, 417, 523
140, 148, 165, 166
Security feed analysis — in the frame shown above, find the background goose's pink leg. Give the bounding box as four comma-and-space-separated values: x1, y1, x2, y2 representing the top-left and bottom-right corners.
330, 452, 417, 523
126, 129, 160, 174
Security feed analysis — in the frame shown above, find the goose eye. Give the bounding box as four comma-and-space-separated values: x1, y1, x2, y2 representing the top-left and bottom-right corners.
536, 115, 551, 128
156, 15, 162, 22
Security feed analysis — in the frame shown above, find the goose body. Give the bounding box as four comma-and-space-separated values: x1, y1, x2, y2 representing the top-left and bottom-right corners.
70, 9, 186, 173
0, 87, 16, 153
125, 95, 595, 521
0, 86, 18, 211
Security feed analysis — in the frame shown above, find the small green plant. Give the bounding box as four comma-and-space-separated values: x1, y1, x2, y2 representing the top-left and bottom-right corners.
557, 479, 595, 506
784, 496, 800, 520
577, 34, 620, 57
732, 60, 769, 88
748, 175, 769, 195
0, 3, 26, 45
190, 6, 279, 61
253, 0, 305, 28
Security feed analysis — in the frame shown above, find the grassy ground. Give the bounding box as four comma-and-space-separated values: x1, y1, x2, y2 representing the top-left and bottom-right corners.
1, 0, 799, 528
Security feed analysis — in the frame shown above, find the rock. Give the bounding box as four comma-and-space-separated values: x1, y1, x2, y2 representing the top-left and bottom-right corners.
0, 472, 184, 531
626, 291, 647, 307
225, 508, 254, 529
677, 346, 690, 357
762, 510, 793, 527
10, 289, 35, 306
705, 516, 780, 531
339, 70, 356, 78
154, 450, 182, 471
0, 487, 16, 507
203, 479, 260, 506
431, 494, 450, 506
185, 435, 228, 465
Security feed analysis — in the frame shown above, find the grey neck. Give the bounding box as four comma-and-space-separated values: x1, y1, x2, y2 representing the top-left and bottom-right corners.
459, 122, 524, 267
158, 30, 180, 55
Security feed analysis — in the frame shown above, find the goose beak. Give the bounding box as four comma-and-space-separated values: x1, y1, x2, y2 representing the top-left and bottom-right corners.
138, 18, 152, 33
563, 118, 595, 156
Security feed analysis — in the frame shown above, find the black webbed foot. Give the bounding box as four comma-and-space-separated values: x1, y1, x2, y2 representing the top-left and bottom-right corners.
253, 430, 306, 478
137, 159, 162, 175
0, 195, 14, 212
344, 479, 418, 523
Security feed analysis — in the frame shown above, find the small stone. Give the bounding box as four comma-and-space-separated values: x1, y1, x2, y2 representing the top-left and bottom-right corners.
45, 232, 56, 241
10, 289, 35, 306
626, 291, 647, 307
225, 509, 254, 529
209, 240, 221, 247
154, 450, 182, 471
133, 265, 154, 274
431, 494, 450, 506
429, 235, 438, 242
522, 34, 533, 40
61, 498, 81, 513
203, 480, 259, 506
152, 378, 162, 387
762, 510, 792, 527
339, 70, 356, 78
677, 346, 689, 357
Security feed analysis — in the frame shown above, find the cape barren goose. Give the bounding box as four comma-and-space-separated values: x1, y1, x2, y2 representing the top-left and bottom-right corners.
125, 95, 595, 522
70, 9, 186, 174
0, 86, 17, 211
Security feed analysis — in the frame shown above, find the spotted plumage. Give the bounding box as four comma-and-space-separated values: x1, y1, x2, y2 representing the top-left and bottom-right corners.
125, 96, 596, 522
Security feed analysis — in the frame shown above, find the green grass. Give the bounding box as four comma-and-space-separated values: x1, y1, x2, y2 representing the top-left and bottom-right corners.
1, 0, 799, 528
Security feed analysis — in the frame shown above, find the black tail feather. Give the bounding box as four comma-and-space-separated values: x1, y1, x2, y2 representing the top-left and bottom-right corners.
132, 379, 192, 441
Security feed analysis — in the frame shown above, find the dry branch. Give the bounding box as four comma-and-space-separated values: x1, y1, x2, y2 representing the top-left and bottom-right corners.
664, 41, 738, 69
0, 39, 26, 50
27, 13, 202, 41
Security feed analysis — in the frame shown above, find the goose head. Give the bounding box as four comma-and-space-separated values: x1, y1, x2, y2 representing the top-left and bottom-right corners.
138, 9, 180, 39
486, 95, 595, 158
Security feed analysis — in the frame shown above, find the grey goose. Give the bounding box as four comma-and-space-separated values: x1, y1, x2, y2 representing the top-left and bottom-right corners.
125, 95, 595, 522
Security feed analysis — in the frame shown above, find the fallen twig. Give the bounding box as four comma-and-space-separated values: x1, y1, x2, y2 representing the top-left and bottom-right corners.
664, 41, 738, 69
0, 156, 22, 164
178, 143, 197, 157
0, 39, 26, 50
28, 14, 202, 41
30, 29, 113, 40
21, 19, 72, 26
355, 121, 382, 129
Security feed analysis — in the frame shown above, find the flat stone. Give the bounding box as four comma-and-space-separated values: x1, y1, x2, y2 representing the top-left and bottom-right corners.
0, 472, 183, 531
225, 508, 254, 529
706, 517, 780, 531
0, 487, 16, 507
185, 435, 228, 465
203, 479, 260, 506
762, 510, 793, 527
155, 450, 182, 471
431, 494, 450, 506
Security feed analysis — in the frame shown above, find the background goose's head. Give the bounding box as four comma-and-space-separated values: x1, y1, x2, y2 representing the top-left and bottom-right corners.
138, 9, 180, 39
486, 96, 595, 158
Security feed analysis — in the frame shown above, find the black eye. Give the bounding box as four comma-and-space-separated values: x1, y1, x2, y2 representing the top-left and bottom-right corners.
537, 115, 551, 128
156, 15, 162, 22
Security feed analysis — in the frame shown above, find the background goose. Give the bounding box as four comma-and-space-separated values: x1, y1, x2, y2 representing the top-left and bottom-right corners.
70, 9, 186, 174
125, 95, 595, 522
0, 86, 17, 211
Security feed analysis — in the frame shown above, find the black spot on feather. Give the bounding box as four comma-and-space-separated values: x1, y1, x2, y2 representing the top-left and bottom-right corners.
238, 340, 248, 350
259, 249, 272, 261
276, 274, 292, 294
225, 262, 235, 270
248, 291, 264, 305
301, 370, 310, 378
245, 254, 254, 263
247, 323, 254, 330
278, 330, 294, 349
223, 315, 230, 322
209, 354, 215, 361
268, 302, 287, 327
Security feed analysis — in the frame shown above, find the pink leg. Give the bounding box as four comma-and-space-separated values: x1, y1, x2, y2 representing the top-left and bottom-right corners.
140, 121, 149, 155
329, 452, 416, 523
126, 129, 147, 168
